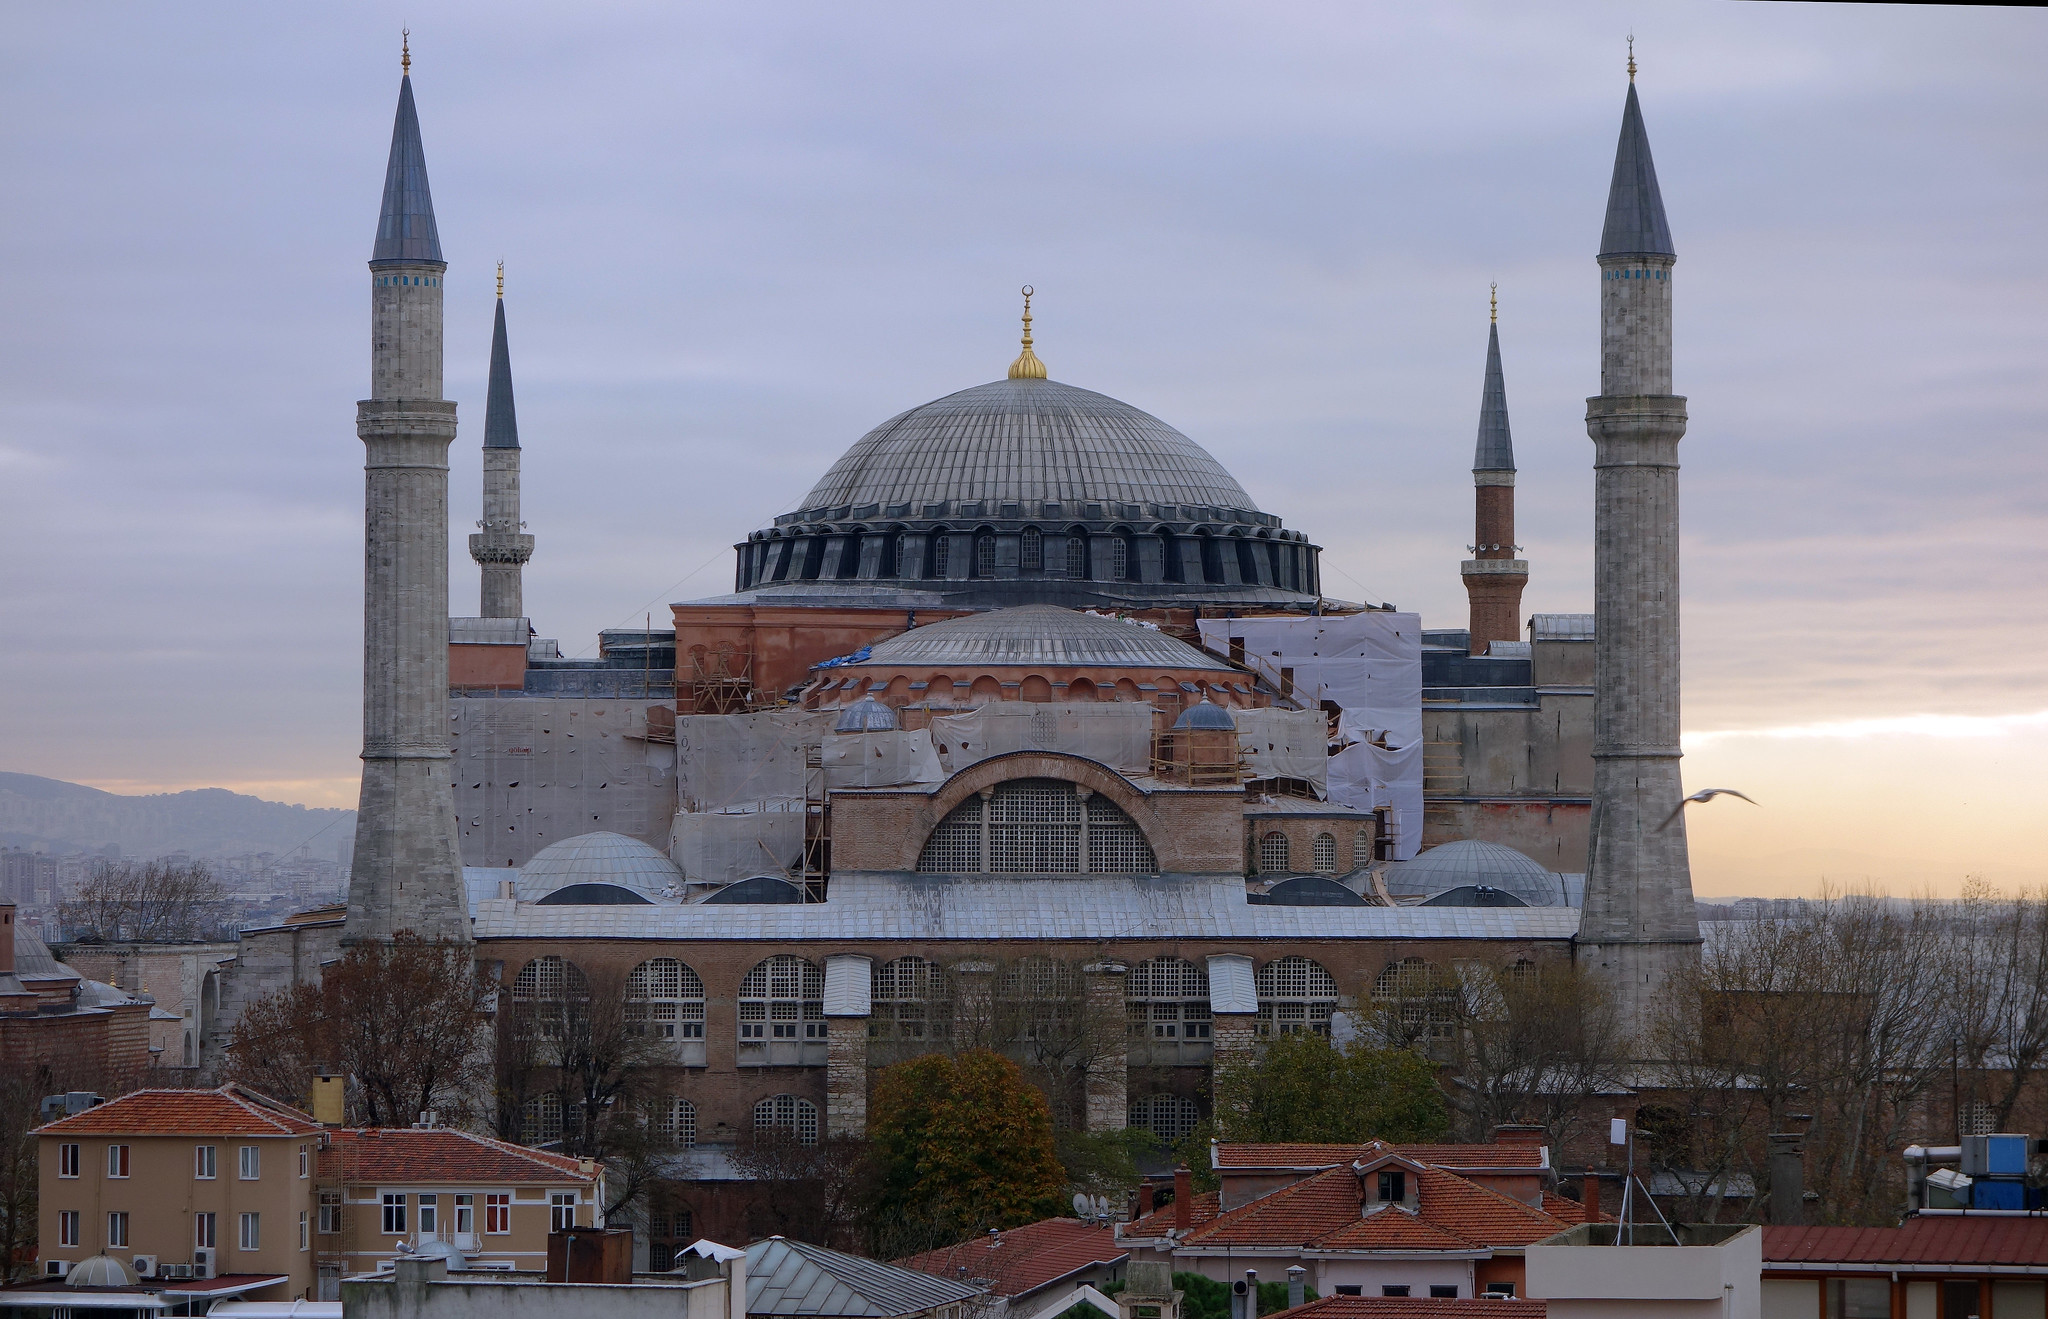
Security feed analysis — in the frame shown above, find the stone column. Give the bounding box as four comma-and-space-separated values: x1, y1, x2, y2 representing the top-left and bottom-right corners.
1083, 960, 1129, 1133
825, 1017, 869, 1138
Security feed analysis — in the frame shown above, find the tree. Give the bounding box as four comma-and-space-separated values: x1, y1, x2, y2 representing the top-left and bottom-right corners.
729, 1131, 871, 1249
865, 1048, 1068, 1256
1213, 1031, 1448, 1144
224, 934, 491, 1127
1432, 959, 1621, 1153
58, 859, 228, 942
0, 1058, 136, 1283
1949, 882, 2048, 1132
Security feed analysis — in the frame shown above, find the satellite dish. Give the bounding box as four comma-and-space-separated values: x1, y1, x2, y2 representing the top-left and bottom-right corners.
1092, 1195, 1111, 1217
1073, 1193, 1092, 1217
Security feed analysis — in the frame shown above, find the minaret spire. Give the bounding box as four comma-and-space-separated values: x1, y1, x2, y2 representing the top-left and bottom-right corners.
1576, 70, 1699, 1040
348, 49, 468, 945
1460, 287, 1526, 655
1007, 285, 1047, 380
471, 266, 535, 617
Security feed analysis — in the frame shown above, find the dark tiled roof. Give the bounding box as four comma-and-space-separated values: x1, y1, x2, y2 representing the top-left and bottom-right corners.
1272, 1300, 1543, 1319
1766, 1217, 2048, 1268
748, 1237, 984, 1317
1473, 322, 1513, 472
321, 1128, 590, 1183
1599, 82, 1674, 258
899, 1219, 1124, 1298
484, 296, 519, 449
1214, 1141, 1548, 1172
33, 1084, 322, 1137
371, 74, 442, 264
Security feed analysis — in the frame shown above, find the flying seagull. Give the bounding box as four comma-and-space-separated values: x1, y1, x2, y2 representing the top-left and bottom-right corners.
1658, 788, 1759, 831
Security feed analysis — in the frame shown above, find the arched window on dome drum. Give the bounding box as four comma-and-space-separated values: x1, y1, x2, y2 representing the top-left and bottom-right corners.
879, 532, 899, 578
1258, 831, 1291, 875
626, 958, 707, 1066
1200, 534, 1224, 585
1354, 826, 1374, 868
1256, 955, 1337, 1038
1237, 538, 1261, 585
653, 1096, 696, 1148
916, 779, 1157, 875
1127, 956, 1212, 1064
1313, 833, 1338, 874
1109, 537, 1129, 582
974, 532, 997, 577
1129, 1094, 1201, 1143
1021, 527, 1043, 572
1065, 532, 1087, 579
800, 536, 826, 580
836, 528, 864, 579
929, 529, 950, 579
738, 955, 826, 1066
870, 956, 953, 1048
752, 1094, 819, 1147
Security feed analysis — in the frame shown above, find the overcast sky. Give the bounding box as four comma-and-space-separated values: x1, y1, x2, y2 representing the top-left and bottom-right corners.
2, 2, 2043, 896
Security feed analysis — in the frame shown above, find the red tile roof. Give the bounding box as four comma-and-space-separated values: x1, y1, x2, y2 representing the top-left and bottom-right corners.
32, 1084, 323, 1137
1180, 1164, 1567, 1254
1539, 1192, 1608, 1226
1272, 1299, 1544, 1319
1123, 1191, 1221, 1238
899, 1219, 1126, 1297
321, 1128, 592, 1184
1215, 1142, 1548, 1172
1766, 1217, 2048, 1269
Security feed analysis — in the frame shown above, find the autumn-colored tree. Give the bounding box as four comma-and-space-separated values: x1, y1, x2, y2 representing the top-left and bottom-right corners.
865, 1048, 1068, 1256
1213, 1031, 1447, 1144
224, 934, 490, 1127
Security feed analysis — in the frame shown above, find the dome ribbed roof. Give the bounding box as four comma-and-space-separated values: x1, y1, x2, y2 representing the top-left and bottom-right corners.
851, 606, 1234, 671
68, 1255, 137, 1288
1384, 839, 1562, 906
517, 831, 681, 903
792, 377, 1258, 516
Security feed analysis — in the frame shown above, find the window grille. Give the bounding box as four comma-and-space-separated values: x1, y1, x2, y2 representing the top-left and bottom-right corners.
1313, 832, 1338, 873
739, 955, 826, 1049
919, 807, 983, 872
1087, 795, 1156, 872
753, 1094, 820, 1146
1000, 957, 1079, 1044
1509, 958, 1537, 982
627, 958, 707, 1044
931, 531, 950, 578
1259, 831, 1291, 874
521, 1093, 564, 1144
1110, 538, 1129, 581
1256, 955, 1338, 1037
975, 533, 997, 577
512, 955, 590, 1047
871, 956, 953, 1043
656, 1097, 697, 1147
917, 779, 1156, 874
1021, 527, 1043, 571
895, 533, 909, 576
647, 1203, 695, 1272
1371, 957, 1457, 1039
1126, 957, 1212, 1056
1066, 535, 1087, 578
992, 779, 1081, 873
1128, 1094, 1201, 1142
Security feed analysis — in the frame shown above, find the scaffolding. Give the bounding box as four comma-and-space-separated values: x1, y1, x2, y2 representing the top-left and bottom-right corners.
1150, 728, 1246, 786
801, 745, 830, 903
684, 646, 754, 715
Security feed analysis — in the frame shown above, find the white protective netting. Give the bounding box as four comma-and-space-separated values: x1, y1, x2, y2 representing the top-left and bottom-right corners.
819, 729, 945, 788
926, 701, 1154, 774
676, 709, 838, 812
1230, 707, 1331, 789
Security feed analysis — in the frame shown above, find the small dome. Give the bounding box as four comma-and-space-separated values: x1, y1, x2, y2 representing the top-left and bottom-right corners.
1253, 876, 1366, 907
835, 694, 899, 733
1385, 839, 1561, 906
1174, 701, 1237, 731
854, 605, 1233, 672
68, 1255, 137, 1288
1420, 884, 1531, 908
517, 831, 682, 904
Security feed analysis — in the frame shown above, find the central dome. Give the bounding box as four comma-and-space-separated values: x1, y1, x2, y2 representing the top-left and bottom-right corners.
792, 377, 1259, 517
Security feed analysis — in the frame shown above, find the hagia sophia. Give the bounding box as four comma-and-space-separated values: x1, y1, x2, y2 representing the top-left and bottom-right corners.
207, 45, 1701, 1216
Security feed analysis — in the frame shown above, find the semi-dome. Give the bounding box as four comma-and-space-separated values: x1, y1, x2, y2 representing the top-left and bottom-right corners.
516, 831, 682, 904
855, 605, 1234, 672
795, 377, 1258, 516
1384, 839, 1562, 907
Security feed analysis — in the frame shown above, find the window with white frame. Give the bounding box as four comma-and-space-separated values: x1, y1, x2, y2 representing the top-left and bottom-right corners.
1258, 831, 1290, 874
238, 1145, 261, 1180
418, 1194, 438, 1235
738, 955, 826, 1063
300, 1211, 309, 1251
1126, 956, 1213, 1060
485, 1193, 510, 1235
298, 1143, 309, 1178
1312, 832, 1338, 873
106, 1145, 129, 1178
974, 533, 996, 577
194, 1144, 216, 1179
870, 956, 953, 1044
550, 1192, 577, 1232
655, 1096, 698, 1148
1128, 1094, 1201, 1142
1256, 956, 1339, 1037
753, 1094, 820, 1147
58, 1211, 79, 1248
195, 1213, 216, 1249
318, 1191, 342, 1235
239, 1212, 260, 1251
916, 779, 1157, 875
627, 958, 707, 1063
58, 1144, 78, 1179
382, 1193, 407, 1235
107, 1212, 128, 1249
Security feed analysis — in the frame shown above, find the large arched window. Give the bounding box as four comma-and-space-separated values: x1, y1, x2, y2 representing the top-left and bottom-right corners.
738, 955, 826, 1065
974, 532, 997, 577
511, 955, 589, 1051
1256, 956, 1338, 1038
753, 1094, 819, 1147
871, 956, 953, 1045
1312, 833, 1338, 874
1109, 537, 1130, 581
1129, 1094, 1201, 1142
1065, 529, 1088, 578
999, 957, 1080, 1046
627, 958, 707, 1065
1354, 826, 1374, 867
654, 1096, 697, 1148
1372, 957, 1457, 1041
1258, 831, 1291, 875
929, 528, 951, 579
1021, 527, 1043, 572
1127, 957, 1212, 1063
916, 779, 1157, 875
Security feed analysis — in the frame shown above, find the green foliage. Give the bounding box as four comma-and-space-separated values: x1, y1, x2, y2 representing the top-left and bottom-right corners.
1057, 1125, 1157, 1200
1152, 1272, 1314, 1319
1216, 1031, 1448, 1144
866, 1048, 1068, 1251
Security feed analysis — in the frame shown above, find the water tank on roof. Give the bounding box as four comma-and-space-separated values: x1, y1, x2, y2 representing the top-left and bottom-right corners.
835, 695, 899, 733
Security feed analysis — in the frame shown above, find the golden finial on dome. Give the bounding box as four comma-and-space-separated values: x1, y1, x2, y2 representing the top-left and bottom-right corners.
1008, 285, 1047, 380
402, 29, 411, 76
1490, 282, 1498, 324
497, 260, 505, 298
1627, 34, 1636, 83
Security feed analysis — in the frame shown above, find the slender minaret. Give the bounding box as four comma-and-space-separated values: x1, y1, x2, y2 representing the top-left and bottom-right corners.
1461, 286, 1527, 655
1576, 53, 1699, 1035
469, 264, 534, 617
346, 37, 469, 944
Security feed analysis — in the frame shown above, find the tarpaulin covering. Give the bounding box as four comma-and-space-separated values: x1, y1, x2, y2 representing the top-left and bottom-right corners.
1327, 740, 1425, 860
675, 709, 837, 812
1231, 707, 1330, 791
669, 807, 804, 886
927, 701, 1154, 774
821, 729, 946, 789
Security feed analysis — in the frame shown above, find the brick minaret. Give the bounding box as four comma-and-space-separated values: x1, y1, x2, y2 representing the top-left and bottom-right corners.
346, 41, 469, 944
469, 265, 534, 618
1575, 61, 1699, 1036
1461, 288, 1526, 655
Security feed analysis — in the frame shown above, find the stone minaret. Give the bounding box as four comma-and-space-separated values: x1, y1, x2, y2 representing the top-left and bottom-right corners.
468, 266, 534, 617
1576, 63, 1699, 1034
346, 43, 469, 944
1461, 288, 1527, 655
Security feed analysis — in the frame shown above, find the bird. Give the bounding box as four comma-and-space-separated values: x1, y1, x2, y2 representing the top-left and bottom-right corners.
1659, 788, 1759, 831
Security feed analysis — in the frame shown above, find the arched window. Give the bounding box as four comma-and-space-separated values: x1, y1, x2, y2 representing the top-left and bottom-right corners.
1065, 532, 1087, 578
1372, 957, 1457, 1040
1000, 957, 1080, 1045
929, 528, 951, 578
1021, 527, 1043, 572
1258, 831, 1291, 874
836, 528, 865, 579
1110, 537, 1130, 581
1312, 833, 1338, 874
1128, 1094, 1201, 1142
975, 532, 997, 577
511, 955, 589, 1050
1256, 956, 1338, 1038
752, 1094, 819, 1147
1354, 826, 1373, 868
520, 1093, 563, 1145
654, 1097, 697, 1148
916, 779, 1157, 874
1128, 957, 1212, 1062
871, 956, 953, 1045
1509, 958, 1537, 982
738, 955, 826, 1064
628, 959, 707, 1065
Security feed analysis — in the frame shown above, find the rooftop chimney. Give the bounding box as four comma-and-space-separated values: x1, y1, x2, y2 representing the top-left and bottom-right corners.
1490, 1124, 1546, 1146
0, 904, 14, 976
1173, 1166, 1192, 1231
1581, 1171, 1602, 1221
1770, 1133, 1805, 1226
1136, 1184, 1156, 1219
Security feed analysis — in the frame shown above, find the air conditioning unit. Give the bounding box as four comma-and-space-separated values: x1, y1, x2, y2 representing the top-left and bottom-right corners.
168, 1263, 194, 1279
46, 1260, 69, 1278
131, 1255, 158, 1278
193, 1248, 215, 1278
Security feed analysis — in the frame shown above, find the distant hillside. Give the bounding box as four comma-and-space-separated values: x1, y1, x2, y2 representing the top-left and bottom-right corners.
0, 773, 355, 859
